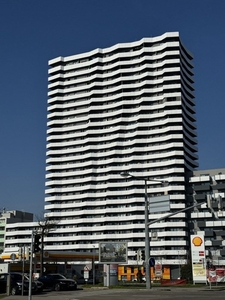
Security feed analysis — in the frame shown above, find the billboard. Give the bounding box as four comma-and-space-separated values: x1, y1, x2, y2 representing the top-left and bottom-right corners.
207, 268, 225, 283
99, 242, 128, 264
190, 234, 207, 283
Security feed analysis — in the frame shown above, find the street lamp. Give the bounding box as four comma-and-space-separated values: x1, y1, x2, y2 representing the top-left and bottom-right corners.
120, 171, 168, 290
93, 245, 95, 285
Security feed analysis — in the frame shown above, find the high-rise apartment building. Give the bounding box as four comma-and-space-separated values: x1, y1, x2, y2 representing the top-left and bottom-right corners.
45, 32, 198, 270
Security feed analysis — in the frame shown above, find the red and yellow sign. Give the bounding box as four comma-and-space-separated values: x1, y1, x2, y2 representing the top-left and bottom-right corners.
190, 234, 206, 283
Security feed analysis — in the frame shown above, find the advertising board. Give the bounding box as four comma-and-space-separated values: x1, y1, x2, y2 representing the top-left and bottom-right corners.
190, 234, 207, 283
99, 242, 128, 264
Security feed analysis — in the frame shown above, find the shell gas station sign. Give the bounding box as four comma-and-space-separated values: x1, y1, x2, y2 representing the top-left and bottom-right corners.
190, 234, 207, 284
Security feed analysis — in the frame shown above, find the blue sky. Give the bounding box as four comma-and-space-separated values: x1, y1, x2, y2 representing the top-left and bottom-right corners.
0, 0, 224, 216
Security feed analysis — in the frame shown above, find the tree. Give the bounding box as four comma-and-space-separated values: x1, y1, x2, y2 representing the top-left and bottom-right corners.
180, 263, 193, 283
136, 270, 143, 283
35, 214, 59, 276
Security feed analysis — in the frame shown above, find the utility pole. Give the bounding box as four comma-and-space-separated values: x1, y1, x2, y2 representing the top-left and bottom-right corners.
40, 230, 44, 276
28, 231, 34, 300
120, 171, 168, 289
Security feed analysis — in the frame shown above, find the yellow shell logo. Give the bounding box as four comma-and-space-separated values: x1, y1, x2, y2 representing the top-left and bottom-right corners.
192, 236, 203, 246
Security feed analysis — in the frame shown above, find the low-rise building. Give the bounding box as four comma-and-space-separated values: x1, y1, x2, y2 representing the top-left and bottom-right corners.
190, 168, 225, 266
0, 210, 33, 256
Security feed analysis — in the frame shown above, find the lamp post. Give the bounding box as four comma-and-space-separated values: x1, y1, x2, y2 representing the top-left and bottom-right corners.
93, 245, 95, 285
120, 171, 168, 290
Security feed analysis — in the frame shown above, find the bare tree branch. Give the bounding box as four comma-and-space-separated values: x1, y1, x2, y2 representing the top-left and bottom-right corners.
35, 213, 59, 235
34, 213, 59, 276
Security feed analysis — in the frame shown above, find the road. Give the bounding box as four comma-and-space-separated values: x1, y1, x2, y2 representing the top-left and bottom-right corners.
2, 286, 225, 300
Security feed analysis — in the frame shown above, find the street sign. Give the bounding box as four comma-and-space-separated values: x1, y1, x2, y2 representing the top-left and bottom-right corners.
155, 262, 162, 277
84, 270, 89, 280
149, 257, 155, 267
10, 253, 16, 261
149, 195, 170, 213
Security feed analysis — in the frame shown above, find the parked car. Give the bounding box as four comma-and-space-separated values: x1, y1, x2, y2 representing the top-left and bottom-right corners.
33, 278, 44, 293
0, 272, 43, 295
0, 274, 8, 294
38, 273, 77, 291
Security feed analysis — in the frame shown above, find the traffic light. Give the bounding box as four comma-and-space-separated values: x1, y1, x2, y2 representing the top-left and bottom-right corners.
33, 234, 41, 253
141, 249, 145, 261
206, 194, 212, 209
25, 247, 31, 261
18, 247, 22, 261
136, 249, 141, 262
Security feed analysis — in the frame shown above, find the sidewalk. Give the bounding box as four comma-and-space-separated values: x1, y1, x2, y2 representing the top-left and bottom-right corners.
1, 289, 82, 300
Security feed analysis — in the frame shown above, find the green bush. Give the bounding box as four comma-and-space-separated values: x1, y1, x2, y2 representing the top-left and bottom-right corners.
180, 264, 193, 283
